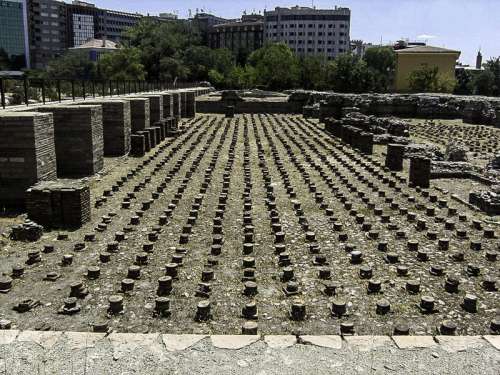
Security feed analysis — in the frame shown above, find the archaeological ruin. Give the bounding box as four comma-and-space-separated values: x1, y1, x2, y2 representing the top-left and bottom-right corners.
0, 88, 498, 338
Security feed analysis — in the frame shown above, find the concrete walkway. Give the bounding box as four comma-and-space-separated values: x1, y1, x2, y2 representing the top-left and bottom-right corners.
0, 331, 498, 374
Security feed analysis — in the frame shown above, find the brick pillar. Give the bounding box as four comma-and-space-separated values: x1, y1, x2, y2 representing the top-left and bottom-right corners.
162, 93, 174, 119
358, 132, 374, 155
0, 112, 57, 207
129, 98, 150, 132
37, 105, 103, 177
130, 134, 145, 157
172, 92, 181, 121
386, 144, 405, 171
186, 91, 196, 118
409, 157, 431, 188
77, 100, 131, 156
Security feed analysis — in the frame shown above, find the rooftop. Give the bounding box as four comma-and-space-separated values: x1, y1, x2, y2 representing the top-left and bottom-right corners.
395, 45, 461, 55
71, 38, 119, 50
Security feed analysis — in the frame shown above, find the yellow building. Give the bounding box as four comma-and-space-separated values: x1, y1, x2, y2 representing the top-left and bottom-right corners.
394, 46, 461, 92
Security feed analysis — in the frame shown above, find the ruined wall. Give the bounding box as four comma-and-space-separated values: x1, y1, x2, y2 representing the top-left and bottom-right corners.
288, 91, 500, 127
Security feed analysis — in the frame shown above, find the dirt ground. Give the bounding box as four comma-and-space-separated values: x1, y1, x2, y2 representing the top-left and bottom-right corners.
0, 114, 498, 336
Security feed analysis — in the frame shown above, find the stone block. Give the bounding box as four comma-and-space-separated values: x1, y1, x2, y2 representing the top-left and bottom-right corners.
386, 144, 405, 171
186, 91, 196, 118
26, 180, 91, 228
161, 93, 174, 118
37, 105, 103, 177
134, 95, 163, 125
409, 157, 431, 188
172, 92, 181, 121
130, 134, 146, 157
77, 100, 131, 156
0, 112, 57, 207
129, 98, 150, 132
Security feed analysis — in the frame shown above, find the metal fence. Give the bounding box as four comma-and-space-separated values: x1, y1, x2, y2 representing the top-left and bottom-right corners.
0, 78, 202, 109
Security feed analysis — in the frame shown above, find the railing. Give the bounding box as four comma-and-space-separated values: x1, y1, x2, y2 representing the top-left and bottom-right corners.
0, 78, 202, 109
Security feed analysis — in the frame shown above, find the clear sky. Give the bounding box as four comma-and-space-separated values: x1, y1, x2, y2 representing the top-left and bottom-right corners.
80, 0, 499, 65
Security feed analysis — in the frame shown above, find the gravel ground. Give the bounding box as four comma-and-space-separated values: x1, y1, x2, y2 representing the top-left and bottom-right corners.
0, 336, 499, 375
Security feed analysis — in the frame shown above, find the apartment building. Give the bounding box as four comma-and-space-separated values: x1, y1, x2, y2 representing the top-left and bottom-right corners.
264, 6, 351, 59
209, 15, 264, 57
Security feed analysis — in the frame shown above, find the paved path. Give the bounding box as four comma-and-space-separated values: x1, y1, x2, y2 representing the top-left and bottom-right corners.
0, 331, 498, 374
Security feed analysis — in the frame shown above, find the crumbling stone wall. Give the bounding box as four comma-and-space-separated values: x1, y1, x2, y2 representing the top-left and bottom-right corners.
290, 91, 500, 126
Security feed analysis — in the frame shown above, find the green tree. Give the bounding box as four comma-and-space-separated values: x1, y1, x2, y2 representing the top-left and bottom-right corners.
159, 57, 189, 81
363, 46, 395, 91
327, 53, 374, 93
45, 50, 96, 80
248, 43, 299, 90
181, 46, 235, 81
483, 58, 500, 95
299, 56, 329, 90
124, 19, 200, 81
97, 48, 146, 81
408, 64, 439, 92
408, 64, 456, 93
454, 68, 473, 95
473, 70, 495, 96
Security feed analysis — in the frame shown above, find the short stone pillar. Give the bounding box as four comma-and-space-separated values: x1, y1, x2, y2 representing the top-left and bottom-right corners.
225, 105, 235, 118
409, 157, 431, 188
186, 91, 196, 118
136, 130, 151, 152
172, 92, 181, 121
162, 93, 174, 118
26, 180, 91, 228
358, 132, 374, 155
130, 134, 145, 157
386, 144, 405, 171
180, 91, 188, 118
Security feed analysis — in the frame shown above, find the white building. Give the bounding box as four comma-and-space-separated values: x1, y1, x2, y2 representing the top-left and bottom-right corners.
264, 6, 350, 60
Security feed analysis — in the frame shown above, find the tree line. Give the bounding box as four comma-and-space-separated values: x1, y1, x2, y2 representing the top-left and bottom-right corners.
13, 18, 500, 97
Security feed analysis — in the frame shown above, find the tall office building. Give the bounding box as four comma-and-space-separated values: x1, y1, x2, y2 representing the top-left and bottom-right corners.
27, 0, 67, 69
26, 0, 144, 68
264, 6, 351, 60
65, 1, 142, 47
0, 0, 30, 68
191, 13, 231, 46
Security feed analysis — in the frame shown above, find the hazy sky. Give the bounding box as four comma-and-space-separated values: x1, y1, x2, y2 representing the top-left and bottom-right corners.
81, 0, 499, 65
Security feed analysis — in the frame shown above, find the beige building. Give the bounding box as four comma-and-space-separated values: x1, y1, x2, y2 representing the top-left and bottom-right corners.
394, 45, 461, 92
